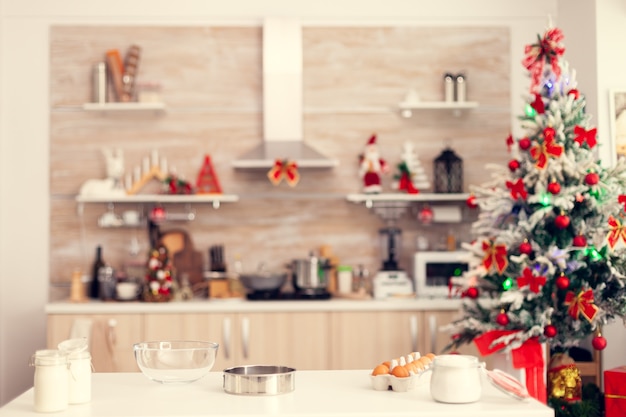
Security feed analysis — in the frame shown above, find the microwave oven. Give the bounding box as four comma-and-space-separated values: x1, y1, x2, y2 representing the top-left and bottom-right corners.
413, 251, 469, 298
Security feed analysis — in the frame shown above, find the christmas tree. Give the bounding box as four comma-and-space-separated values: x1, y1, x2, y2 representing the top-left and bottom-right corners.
444, 25, 626, 400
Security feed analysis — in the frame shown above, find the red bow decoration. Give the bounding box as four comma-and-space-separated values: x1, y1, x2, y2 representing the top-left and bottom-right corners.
267, 159, 300, 187
506, 178, 528, 200
474, 332, 546, 404
516, 267, 546, 293
607, 215, 626, 249
522, 27, 565, 93
564, 289, 599, 322
573, 126, 597, 149
482, 240, 509, 274
530, 127, 563, 168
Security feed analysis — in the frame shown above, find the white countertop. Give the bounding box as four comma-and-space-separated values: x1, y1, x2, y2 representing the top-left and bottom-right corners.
0, 370, 553, 417
45, 298, 463, 314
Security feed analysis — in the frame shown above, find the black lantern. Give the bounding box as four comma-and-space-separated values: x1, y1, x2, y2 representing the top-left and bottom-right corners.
433, 147, 463, 193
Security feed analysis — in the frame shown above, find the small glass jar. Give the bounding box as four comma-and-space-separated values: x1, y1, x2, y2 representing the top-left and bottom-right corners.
337, 265, 353, 294
58, 338, 92, 404
30, 349, 69, 413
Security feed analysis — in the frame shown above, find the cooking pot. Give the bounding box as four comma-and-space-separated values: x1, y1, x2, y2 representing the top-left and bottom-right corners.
238, 273, 287, 292
290, 255, 331, 292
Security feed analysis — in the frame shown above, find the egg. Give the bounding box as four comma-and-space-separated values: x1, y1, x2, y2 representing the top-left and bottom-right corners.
371, 364, 390, 376
425, 353, 436, 361
391, 365, 410, 378
411, 360, 425, 372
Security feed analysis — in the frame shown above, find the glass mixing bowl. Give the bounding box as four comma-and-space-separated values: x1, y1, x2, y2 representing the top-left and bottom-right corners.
133, 340, 219, 384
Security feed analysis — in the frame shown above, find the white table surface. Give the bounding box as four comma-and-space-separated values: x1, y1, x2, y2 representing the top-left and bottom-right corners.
0, 370, 554, 417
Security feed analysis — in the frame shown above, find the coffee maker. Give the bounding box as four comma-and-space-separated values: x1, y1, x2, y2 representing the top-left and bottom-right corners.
373, 226, 414, 299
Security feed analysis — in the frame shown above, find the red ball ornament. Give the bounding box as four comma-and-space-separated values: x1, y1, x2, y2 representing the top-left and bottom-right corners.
544, 325, 557, 338
150, 206, 167, 222
508, 160, 520, 172
466, 195, 478, 209
592, 335, 607, 351
518, 137, 531, 150
568, 89, 580, 100
555, 214, 570, 230
555, 275, 570, 290
547, 182, 561, 195
519, 241, 532, 255
496, 312, 509, 326
572, 235, 586, 247
418, 206, 434, 225
465, 287, 479, 299
585, 172, 600, 186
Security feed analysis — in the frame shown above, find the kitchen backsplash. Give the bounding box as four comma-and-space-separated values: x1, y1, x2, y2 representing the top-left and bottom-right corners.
49, 25, 510, 294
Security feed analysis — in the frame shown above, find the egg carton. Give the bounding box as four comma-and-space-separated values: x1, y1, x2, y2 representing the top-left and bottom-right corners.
370, 373, 420, 392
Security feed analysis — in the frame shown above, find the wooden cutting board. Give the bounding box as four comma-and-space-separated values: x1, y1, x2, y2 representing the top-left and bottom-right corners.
159, 230, 204, 287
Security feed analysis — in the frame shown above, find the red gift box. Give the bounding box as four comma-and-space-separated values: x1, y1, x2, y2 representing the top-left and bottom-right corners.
605, 366, 626, 417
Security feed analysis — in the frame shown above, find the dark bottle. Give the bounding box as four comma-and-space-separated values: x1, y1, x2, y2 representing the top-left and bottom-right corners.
89, 246, 105, 299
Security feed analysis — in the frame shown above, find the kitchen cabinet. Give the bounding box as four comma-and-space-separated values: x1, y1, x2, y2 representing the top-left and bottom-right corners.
47, 313, 143, 372
143, 312, 330, 371
328, 309, 485, 370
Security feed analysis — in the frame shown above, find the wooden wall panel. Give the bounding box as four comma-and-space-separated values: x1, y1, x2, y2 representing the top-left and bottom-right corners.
49, 25, 510, 291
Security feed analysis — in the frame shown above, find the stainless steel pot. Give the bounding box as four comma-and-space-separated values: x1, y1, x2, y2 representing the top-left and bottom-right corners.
238, 274, 287, 292
291, 256, 331, 292
223, 365, 296, 395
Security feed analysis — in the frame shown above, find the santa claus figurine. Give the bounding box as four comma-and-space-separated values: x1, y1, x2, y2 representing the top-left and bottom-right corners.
359, 134, 389, 193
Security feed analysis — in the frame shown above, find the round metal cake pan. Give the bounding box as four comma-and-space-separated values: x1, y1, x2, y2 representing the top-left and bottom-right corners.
223, 365, 296, 395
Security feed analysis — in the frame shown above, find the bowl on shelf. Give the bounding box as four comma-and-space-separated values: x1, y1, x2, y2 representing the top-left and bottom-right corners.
133, 340, 219, 384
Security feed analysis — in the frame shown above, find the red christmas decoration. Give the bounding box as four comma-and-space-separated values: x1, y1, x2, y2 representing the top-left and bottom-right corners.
268, 159, 300, 187
522, 27, 565, 93
607, 215, 626, 249
530, 127, 563, 169
547, 182, 561, 195
506, 178, 528, 200
564, 289, 599, 322
506, 134, 514, 152
574, 126, 597, 149
465, 287, 479, 299
556, 275, 570, 290
149, 206, 167, 222
516, 267, 547, 293
519, 241, 533, 255
508, 159, 520, 172
496, 312, 510, 326
195, 154, 223, 194
572, 235, 586, 247
466, 194, 478, 208
544, 325, 557, 338
555, 214, 570, 229
592, 335, 607, 351
418, 206, 434, 225
530, 93, 545, 114
585, 172, 599, 186
519, 137, 532, 150
568, 89, 580, 100
482, 240, 509, 273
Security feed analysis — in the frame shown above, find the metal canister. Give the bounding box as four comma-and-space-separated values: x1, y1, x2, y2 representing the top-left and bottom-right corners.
443, 73, 455, 102
92, 62, 107, 103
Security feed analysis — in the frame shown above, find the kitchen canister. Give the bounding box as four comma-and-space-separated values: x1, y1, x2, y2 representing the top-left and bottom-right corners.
58, 337, 92, 404
30, 349, 69, 413
428, 354, 484, 404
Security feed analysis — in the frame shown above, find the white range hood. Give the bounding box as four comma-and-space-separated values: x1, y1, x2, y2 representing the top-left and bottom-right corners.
232, 18, 337, 169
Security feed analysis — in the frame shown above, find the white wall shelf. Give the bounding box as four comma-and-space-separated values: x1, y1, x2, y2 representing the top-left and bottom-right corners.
346, 192, 470, 204
76, 193, 239, 209
82, 102, 166, 113
398, 101, 479, 117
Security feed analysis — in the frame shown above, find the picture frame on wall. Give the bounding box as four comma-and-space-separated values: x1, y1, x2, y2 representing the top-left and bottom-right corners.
608, 89, 626, 165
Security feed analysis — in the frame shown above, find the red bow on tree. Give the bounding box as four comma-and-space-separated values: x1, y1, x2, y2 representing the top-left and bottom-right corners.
530, 127, 563, 168
564, 289, 599, 322
267, 159, 300, 187
506, 178, 528, 200
516, 267, 546, 293
607, 215, 626, 249
522, 27, 565, 93
573, 126, 597, 149
482, 240, 509, 274
506, 134, 514, 152
530, 93, 545, 114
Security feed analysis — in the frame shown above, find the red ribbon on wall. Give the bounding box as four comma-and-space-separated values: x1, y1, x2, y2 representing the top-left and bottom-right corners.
267, 159, 300, 187
474, 331, 547, 404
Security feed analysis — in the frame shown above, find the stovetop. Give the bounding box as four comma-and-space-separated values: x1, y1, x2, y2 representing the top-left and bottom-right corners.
246, 290, 332, 301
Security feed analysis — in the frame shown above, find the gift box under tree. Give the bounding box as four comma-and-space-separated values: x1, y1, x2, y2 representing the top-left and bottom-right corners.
604, 366, 626, 417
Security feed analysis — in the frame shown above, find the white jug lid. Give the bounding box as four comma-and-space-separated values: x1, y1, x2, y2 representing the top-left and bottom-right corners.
485, 368, 530, 400
58, 337, 89, 354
